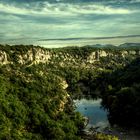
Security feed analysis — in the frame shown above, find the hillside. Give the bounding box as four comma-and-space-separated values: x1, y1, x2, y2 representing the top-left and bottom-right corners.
0, 44, 140, 139
0, 44, 140, 67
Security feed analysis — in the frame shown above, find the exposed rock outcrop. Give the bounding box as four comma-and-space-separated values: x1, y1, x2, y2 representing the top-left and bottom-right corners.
0, 51, 9, 64
0, 46, 140, 67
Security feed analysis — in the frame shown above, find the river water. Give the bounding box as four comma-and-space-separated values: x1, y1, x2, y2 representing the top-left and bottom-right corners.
74, 99, 140, 140
74, 99, 109, 129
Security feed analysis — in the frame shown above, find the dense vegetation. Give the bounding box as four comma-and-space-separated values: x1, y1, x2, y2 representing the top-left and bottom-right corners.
0, 64, 84, 140
0, 44, 140, 139
100, 57, 140, 128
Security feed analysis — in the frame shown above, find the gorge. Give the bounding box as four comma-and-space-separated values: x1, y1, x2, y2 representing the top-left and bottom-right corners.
0, 44, 140, 140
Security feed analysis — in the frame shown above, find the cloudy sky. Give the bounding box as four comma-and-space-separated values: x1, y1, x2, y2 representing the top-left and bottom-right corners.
0, 0, 140, 47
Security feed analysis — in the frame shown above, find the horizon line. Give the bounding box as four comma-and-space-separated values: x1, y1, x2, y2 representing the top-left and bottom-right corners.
38, 35, 140, 41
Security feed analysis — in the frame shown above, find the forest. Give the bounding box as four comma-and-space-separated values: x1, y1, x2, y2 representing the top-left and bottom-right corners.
0, 44, 140, 139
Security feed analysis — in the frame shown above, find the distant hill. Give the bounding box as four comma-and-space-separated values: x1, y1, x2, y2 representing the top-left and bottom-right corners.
119, 43, 140, 48
89, 44, 116, 48
84, 43, 140, 49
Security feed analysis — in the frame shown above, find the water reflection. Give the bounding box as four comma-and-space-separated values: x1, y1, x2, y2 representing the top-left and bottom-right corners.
74, 98, 140, 140
74, 99, 109, 129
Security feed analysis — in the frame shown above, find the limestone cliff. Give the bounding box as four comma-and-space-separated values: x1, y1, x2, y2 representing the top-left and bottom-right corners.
0, 45, 140, 67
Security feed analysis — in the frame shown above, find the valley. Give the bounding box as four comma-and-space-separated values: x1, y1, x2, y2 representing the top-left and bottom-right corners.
0, 44, 140, 140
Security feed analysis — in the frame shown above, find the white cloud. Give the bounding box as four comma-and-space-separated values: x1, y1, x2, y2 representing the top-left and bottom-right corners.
63, 4, 133, 15
0, 2, 138, 16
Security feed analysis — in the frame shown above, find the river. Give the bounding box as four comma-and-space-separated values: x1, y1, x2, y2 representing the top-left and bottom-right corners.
74, 99, 140, 140
74, 99, 109, 129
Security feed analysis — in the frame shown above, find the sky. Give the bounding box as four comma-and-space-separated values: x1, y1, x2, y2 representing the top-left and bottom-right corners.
0, 0, 140, 47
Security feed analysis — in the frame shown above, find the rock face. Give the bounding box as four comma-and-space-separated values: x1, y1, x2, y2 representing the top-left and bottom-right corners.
0, 48, 52, 65
87, 50, 139, 64
61, 80, 68, 89
87, 50, 107, 63
16, 49, 51, 65
0, 51, 9, 64
0, 46, 140, 66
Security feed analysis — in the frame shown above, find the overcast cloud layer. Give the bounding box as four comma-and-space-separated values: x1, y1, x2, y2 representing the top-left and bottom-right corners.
0, 0, 140, 47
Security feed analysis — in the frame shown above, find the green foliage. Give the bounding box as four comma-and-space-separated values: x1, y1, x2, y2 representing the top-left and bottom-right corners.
0, 44, 140, 139
0, 64, 84, 139
100, 58, 140, 128
94, 133, 119, 140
